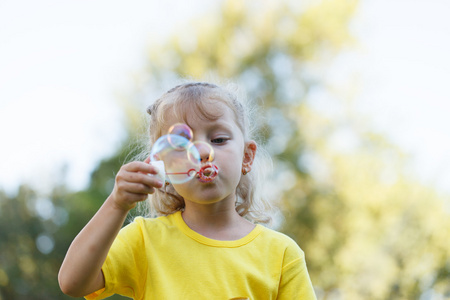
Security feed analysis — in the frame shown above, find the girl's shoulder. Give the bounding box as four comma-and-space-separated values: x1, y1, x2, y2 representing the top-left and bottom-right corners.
258, 226, 305, 253
259, 225, 299, 244
121, 213, 179, 236
116, 213, 181, 246
257, 226, 307, 269
130, 212, 178, 229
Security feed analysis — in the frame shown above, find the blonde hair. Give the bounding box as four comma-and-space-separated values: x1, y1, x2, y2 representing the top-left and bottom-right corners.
141, 81, 273, 224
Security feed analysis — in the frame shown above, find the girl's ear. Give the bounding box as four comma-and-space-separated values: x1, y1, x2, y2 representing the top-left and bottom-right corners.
242, 140, 257, 172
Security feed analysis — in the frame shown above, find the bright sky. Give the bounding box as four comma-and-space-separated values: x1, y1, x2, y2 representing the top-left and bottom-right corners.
0, 0, 214, 193
353, 0, 450, 194
0, 0, 449, 195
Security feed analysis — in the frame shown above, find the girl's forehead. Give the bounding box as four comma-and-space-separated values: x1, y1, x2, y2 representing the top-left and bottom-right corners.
162, 99, 236, 130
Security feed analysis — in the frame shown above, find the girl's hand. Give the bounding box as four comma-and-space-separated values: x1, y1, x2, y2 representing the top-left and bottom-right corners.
108, 160, 164, 212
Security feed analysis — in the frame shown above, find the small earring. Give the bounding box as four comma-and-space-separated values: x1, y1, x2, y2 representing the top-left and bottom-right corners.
242, 168, 248, 175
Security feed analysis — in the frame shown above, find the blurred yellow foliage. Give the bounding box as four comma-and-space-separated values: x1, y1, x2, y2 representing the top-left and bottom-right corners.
0, 269, 8, 287
127, 0, 450, 298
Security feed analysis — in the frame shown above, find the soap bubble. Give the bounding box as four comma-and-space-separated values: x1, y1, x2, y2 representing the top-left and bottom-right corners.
150, 134, 200, 184
149, 124, 218, 184
189, 141, 215, 162
168, 123, 193, 147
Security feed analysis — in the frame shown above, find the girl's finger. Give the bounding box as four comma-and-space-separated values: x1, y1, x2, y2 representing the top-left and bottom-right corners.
123, 161, 159, 175
123, 171, 163, 189
123, 182, 156, 195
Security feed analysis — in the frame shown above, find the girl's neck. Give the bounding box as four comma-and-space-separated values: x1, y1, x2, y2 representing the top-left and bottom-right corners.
181, 202, 255, 241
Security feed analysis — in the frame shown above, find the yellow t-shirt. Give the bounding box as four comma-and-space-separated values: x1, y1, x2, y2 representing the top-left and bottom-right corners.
85, 211, 316, 300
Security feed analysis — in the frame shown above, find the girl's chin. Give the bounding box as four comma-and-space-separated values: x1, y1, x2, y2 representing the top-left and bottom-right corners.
182, 191, 228, 205
197, 177, 216, 184
186, 198, 224, 205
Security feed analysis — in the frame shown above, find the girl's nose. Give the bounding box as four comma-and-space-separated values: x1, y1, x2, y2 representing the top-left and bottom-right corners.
191, 141, 215, 163
200, 154, 211, 163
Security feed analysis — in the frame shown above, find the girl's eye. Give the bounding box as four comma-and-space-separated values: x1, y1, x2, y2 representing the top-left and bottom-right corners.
211, 138, 228, 144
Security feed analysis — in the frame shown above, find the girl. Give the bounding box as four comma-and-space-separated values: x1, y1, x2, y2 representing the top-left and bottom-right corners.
58, 82, 316, 299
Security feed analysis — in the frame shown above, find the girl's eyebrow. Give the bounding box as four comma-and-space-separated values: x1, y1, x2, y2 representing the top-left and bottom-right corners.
205, 121, 235, 133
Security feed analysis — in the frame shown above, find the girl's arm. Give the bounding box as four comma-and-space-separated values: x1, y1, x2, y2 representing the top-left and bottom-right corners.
58, 161, 163, 297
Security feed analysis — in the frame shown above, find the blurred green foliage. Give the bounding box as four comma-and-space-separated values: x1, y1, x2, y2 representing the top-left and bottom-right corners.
0, 0, 449, 299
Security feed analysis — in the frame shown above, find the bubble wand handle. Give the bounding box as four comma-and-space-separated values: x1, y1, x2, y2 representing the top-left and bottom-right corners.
165, 169, 197, 176
165, 165, 219, 183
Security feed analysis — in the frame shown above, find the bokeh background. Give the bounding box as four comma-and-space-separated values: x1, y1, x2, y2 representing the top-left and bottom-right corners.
1, 0, 449, 299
